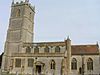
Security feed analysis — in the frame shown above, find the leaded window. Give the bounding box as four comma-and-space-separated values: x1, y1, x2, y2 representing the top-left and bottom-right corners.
71, 58, 77, 70
87, 58, 93, 70
44, 46, 49, 53
26, 46, 31, 53
15, 59, 21, 67
55, 46, 60, 53
50, 60, 55, 69
28, 59, 34, 67
34, 46, 39, 53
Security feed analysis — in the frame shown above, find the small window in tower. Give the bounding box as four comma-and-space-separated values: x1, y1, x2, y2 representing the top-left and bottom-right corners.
16, 9, 20, 17
29, 12, 32, 19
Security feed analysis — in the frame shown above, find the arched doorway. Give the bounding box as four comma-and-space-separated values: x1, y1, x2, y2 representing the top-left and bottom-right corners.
34, 61, 45, 75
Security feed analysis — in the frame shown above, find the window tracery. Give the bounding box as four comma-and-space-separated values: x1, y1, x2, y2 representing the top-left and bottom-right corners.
71, 58, 77, 70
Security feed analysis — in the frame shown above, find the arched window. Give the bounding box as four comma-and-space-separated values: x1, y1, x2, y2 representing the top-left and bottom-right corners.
16, 9, 20, 17
87, 58, 93, 70
71, 58, 77, 70
44, 46, 49, 53
55, 46, 60, 53
26, 46, 31, 53
50, 60, 55, 69
34, 46, 39, 54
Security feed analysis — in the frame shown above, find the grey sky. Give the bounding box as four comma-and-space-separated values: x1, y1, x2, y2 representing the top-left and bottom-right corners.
0, 0, 100, 54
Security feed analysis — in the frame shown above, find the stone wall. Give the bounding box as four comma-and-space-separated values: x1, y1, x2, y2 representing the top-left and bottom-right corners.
71, 55, 100, 75
9, 57, 64, 75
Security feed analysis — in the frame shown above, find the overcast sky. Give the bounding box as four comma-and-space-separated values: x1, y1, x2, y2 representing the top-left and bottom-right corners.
0, 0, 100, 54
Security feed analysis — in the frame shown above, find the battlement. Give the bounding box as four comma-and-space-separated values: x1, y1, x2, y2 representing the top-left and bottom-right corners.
11, 0, 35, 12
12, 0, 28, 4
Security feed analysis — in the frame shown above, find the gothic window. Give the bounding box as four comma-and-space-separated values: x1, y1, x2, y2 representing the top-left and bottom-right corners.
87, 58, 93, 70
26, 46, 31, 53
16, 9, 20, 17
55, 46, 60, 53
28, 59, 34, 67
50, 60, 55, 69
34, 46, 39, 53
15, 59, 21, 67
44, 46, 49, 53
71, 58, 77, 70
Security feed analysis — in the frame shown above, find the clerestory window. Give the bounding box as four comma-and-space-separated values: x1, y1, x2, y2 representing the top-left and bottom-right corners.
34, 46, 39, 53
44, 46, 49, 53
55, 46, 60, 53
26, 46, 31, 53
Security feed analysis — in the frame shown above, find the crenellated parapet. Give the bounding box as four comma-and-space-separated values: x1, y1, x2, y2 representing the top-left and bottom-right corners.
12, 0, 29, 4
11, 0, 35, 12
22, 41, 67, 54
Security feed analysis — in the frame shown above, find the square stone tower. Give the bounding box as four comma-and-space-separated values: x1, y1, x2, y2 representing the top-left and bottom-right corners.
2, 0, 35, 71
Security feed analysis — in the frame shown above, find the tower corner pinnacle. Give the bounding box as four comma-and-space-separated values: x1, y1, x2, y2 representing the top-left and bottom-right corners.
67, 36, 71, 41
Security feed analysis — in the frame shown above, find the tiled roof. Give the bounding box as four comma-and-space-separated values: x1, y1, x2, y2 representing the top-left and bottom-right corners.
71, 44, 99, 55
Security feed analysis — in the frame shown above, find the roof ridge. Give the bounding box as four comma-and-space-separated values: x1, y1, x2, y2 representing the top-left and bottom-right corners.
72, 44, 97, 46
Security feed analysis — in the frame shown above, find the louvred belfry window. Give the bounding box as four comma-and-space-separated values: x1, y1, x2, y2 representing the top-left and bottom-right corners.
16, 9, 20, 17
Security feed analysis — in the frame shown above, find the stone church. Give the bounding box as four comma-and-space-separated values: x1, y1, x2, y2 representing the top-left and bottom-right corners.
1, 0, 100, 75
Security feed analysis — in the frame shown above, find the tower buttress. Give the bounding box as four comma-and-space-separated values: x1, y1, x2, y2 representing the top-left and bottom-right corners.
64, 36, 71, 75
